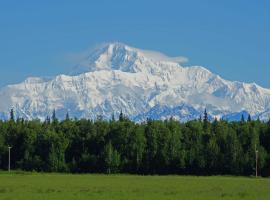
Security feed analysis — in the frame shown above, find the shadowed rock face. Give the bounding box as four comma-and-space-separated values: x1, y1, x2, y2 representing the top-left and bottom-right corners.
1, 42, 270, 121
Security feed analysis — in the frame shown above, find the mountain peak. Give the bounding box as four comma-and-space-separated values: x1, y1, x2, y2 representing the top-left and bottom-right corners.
103, 41, 132, 49
70, 42, 188, 75
70, 42, 140, 75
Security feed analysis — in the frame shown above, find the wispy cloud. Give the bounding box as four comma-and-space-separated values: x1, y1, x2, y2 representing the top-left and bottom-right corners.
66, 42, 188, 64
139, 49, 188, 64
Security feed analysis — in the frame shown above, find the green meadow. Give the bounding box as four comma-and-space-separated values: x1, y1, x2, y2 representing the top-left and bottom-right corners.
0, 173, 269, 200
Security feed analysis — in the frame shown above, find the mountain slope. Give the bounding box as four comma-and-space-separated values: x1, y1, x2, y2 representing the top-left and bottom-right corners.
1, 42, 270, 121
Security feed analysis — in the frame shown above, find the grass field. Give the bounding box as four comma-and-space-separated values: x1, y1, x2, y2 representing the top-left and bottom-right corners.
0, 173, 269, 200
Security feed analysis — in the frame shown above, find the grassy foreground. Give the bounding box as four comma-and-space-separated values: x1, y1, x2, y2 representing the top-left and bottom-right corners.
0, 173, 269, 200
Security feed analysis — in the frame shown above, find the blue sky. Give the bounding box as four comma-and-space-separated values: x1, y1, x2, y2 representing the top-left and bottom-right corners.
0, 0, 270, 87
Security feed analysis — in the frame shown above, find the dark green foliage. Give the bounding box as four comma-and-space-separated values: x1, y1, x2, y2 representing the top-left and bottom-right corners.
0, 114, 270, 176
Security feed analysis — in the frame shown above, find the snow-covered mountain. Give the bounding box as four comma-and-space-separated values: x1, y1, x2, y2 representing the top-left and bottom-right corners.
1, 42, 270, 121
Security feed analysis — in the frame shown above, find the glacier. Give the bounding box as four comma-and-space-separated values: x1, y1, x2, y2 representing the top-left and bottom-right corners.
1, 42, 270, 121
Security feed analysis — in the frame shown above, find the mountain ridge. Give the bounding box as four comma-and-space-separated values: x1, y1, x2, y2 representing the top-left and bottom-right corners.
1, 42, 270, 121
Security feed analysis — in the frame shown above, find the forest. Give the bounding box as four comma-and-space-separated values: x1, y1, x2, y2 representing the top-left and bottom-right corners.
0, 109, 270, 176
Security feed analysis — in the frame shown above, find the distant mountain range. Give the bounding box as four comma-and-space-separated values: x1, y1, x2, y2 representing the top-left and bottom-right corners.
1, 42, 270, 121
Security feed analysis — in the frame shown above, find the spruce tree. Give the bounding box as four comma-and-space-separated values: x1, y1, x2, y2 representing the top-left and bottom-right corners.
10, 108, 15, 121
203, 109, 209, 132
241, 114, 245, 122
119, 110, 124, 122
52, 109, 57, 121
247, 114, 252, 122
65, 112, 70, 121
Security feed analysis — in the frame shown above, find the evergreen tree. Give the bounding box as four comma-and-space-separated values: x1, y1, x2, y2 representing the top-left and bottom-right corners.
119, 110, 124, 122
10, 108, 15, 121
241, 114, 245, 122
247, 114, 252, 122
203, 109, 209, 133
52, 109, 57, 121
65, 112, 70, 121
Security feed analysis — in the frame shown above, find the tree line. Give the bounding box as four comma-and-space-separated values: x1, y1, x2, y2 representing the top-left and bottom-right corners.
0, 109, 270, 176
